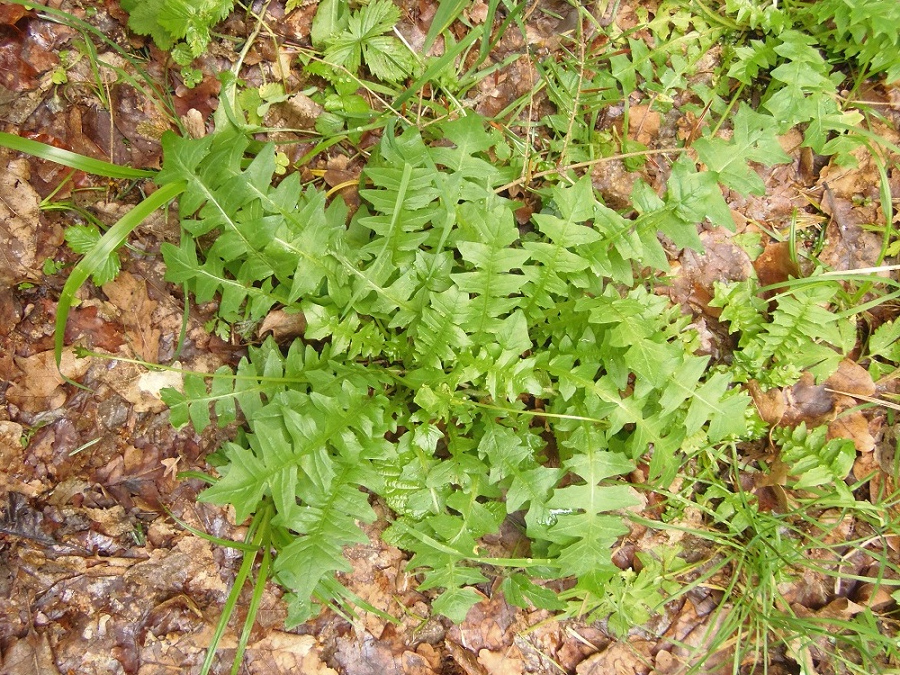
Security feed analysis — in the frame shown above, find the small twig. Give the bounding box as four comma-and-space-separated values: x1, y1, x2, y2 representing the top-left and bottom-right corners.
824, 387, 900, 412
496, 146, 687, 193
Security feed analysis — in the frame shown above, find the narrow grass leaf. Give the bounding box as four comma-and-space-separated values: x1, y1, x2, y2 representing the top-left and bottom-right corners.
55, 181, 186, 374
0, 131, 155, 179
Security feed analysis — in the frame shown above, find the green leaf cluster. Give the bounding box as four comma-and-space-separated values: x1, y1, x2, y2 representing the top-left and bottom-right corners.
772, 422, 856, 491
310, 0, 416, 83
800, 0, 900, 84
711, 278, 855, 387
64, 225, 121, 286
159, 109, 756, 623
722, 0, 900, 85
121, 0, 233, 65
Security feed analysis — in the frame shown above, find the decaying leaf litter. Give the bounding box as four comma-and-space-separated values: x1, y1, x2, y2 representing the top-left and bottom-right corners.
1, 1, 900, 674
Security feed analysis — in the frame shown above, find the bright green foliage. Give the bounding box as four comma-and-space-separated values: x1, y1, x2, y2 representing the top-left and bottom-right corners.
157, 106, 758, 623
762, 32, 844, 131
711, 279, 855, 387
867, 319, 900, 378
156, 129, 351, 323
563, 549, 685, 635
120, 0, 232, 65
314, 0, 416, 83
64, 225, 120, 286
800, 0, 900, 83
722, 0, 900, 84
20, 0, 900, 667
693, 103, 791, 195
772, 423, 856, 490
723, 0, 791, 33
719, 12, 868, 162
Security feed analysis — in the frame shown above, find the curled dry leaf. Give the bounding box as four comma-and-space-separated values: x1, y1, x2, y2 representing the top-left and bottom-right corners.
854, 581, 895, 611
0, 631, 62, 675
626, 104, 661, 146
828, 409, 876, 453
753, 240, 800, 290
267, 92, 324, 131
0, 421, 43, 496
818, 203, 884, 274
748, 380, 787, 425
258, 308, 307, 343
754, 372, 836, 428
671, 229, 754, 315
826, 359, 876, 398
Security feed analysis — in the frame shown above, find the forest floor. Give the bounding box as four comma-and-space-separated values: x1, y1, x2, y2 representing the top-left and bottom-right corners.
2, 1, 900, 674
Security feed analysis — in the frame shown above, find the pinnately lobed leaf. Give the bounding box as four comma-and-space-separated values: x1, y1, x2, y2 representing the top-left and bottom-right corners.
152, 105, 795, 623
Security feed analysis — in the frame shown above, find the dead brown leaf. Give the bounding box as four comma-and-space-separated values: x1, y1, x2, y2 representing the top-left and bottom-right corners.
6, 347, 95, 412
575, 640, 654, 675
817, 208, 884, 274
102, 271, 161, 362
822, 361, 878, 452
780, 372, 835, 427
793, 597, 865, 621
748, 380, 787, 425
258, 308, 307, 343
627, 105, 661, 146
854, 581, 895, 611
173, 74, 220, 119
0, 631, 62, 675
828, 408, 876, 453
0, 13, 59, 91
826, 360, 876, 398
0, 5, 31, 25
591, 158, 639, 210
669, 229, 754, 315
267, 92, 324, 130
0, 421, 43, 496
447, 639, 488, 675
245, 633, 339, 675
753, 241, 800, 290
0, 155, 41, 283
478, 646, 525, 675
450, 594, 519, 654
64, 304, 126, 353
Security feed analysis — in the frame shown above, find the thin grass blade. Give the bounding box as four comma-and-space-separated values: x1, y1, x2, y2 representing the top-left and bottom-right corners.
54, 181, 186, 375
0, 132, 155, 179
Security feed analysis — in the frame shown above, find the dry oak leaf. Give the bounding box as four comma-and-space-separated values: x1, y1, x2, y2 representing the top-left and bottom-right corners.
748, 379, 786, 425
0, 421, 43, 496
575, 640, 654, 675
626, 104, 661, 146
258, 308, 307, 343
828, 409, 876, 453
0, 631, 62, 675
0, 156, 41, 283
244, 633, 338, 675
6, 347, 95, 412
478, 647, 525, 675
102, 271, 161, 362
825, 360, 877, 452
826, 359, 876, 398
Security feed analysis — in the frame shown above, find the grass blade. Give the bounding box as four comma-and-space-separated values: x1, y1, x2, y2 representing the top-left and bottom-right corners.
55, 181, 186, 375
394, 29, 479, 108
423, 0, 470, 52
0, 132, 156, 179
